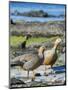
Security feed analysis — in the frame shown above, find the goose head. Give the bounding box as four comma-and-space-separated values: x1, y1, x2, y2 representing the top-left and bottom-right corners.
24, 35, 30, 40
38, 46, 46, 57
54, 38, 62, 46
24, 36, 28, 40
54, 38, 62, 49
38, 46, 46, 63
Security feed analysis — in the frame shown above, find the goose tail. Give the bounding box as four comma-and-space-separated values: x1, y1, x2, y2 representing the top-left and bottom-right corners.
10, 61, 24, 67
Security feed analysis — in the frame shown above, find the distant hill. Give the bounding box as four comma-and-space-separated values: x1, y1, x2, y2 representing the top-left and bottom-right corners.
22, 10, 49, 17
10, 10, 65, 18
11, 10, 49, 17
11, 10, 65, 18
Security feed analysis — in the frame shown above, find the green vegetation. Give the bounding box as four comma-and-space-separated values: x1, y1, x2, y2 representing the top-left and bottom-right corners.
10, 35, 59, 48
10, 36, 24, 47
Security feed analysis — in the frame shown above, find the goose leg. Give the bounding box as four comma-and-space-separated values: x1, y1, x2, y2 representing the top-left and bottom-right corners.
44, 65, 49, 76
45, 65, 51, 69
44, 65, 54, 75
48, 65, 55, 74
32, 70, 35, 81
45, 65, 47, 72
44, 65, 51, 70
27, 71, 29, 79
51, 65, 56, 74
44, 65, 47, 69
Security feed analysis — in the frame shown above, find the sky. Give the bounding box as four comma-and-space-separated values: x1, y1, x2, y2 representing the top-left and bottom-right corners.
9, 1, 66, 16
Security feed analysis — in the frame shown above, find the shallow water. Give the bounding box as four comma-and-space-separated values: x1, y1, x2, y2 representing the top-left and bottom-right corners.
10, 15, 65, 22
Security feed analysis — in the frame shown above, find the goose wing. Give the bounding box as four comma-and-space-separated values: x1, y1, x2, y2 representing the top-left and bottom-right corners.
11, 53, 39, 67
23, 55, 40, 70
43, 49, 57, 65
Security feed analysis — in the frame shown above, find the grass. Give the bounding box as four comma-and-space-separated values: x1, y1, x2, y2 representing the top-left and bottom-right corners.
27, 36, 57, 46
10, 36, 25, 47
10, 35, 60, 48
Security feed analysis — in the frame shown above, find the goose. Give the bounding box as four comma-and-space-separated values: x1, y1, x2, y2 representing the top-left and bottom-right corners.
11, 46, 45, 80
20, 34, 31, 49
10, 19, 16, 25
43, 38, 62, 72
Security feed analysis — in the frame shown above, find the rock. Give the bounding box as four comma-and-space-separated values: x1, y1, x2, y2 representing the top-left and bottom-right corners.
10, 77, 26, 85
24, 79, 32, 83
35, 73, 41, 77
10, 21, 65, 37
44, 69, 55, 76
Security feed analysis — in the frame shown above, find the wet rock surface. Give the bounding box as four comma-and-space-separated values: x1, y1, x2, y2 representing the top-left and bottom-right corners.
35, 73, 41, 77
10, 21, 65, 37
10, 65, 66, 88
10, 77, 26, 85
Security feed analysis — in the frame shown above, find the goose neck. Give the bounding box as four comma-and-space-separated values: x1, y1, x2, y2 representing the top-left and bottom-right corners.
38, 52, 44, 64
53, 43, 58, 50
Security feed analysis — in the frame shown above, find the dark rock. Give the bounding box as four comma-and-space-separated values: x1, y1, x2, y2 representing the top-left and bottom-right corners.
35, 73, 41, 76
10, 77, 26, 85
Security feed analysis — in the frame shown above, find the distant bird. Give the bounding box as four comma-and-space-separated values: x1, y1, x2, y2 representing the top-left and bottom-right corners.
43, 38, 62, 70
10, 19, 16, 25
11, 46, 45, 80
20, 35, 31, 49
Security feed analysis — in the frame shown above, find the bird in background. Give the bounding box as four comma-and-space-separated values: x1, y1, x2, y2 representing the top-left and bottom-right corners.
10, 19, 16, 25
20, 34, 31, 49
